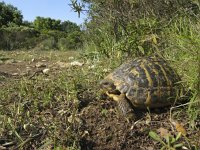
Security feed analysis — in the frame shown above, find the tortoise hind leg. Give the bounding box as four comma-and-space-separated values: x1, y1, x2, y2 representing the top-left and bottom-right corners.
106, 92, 136, 121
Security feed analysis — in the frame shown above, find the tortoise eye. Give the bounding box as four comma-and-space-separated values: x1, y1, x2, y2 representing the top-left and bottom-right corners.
103, 82, 110, 85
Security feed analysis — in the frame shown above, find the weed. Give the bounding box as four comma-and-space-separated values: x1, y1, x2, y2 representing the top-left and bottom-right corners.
163, 17, 200, 127
149, 131, 186, 150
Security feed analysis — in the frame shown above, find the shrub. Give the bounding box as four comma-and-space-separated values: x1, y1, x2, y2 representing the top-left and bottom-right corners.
40, 36, 57, 50
57, 38, 69, 51
0, 26, 40, 50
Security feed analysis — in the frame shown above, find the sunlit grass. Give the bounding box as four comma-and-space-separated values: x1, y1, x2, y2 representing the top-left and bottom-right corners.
163, 17, 200, 128
0, 49, 80, 62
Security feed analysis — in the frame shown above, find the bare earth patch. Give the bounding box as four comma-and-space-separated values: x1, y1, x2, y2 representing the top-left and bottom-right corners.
78, 97, 200, 150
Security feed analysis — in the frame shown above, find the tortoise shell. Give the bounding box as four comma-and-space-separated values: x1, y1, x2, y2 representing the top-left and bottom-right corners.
100, 56, 181, 109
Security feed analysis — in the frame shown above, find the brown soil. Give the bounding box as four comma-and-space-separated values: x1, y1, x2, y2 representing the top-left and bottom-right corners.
78, 97, 200, 150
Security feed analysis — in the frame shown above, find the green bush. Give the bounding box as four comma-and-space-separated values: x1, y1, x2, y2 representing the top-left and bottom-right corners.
0, 26, 40, 50
39, 30, 83, 50
58, 38, 68, 51
40, 36, 57, 50
41, 30, 67, 39
66, 31, 83, 50
57, 38, 69, 51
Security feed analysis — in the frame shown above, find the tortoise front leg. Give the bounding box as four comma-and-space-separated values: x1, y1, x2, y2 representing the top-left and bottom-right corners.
106, 92, 136, 121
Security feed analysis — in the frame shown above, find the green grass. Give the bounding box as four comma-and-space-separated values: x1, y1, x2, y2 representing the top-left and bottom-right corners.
0, 49, 121, 149
1, 73, 79, 149
162, 17, 200, 127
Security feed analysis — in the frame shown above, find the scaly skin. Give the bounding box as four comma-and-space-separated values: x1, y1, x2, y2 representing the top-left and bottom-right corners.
106, 92, 136, 121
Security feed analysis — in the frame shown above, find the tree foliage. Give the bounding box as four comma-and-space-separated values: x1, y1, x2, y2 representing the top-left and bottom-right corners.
0, 2, 23, 27
60, 20, 80, 33
33, 17, 61, 31
71, 0, 199, 56
32, 17, 83, 50
33, 17, 81, 33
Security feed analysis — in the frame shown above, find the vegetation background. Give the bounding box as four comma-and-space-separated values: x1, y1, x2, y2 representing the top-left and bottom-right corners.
0, 1, 83, 50
0, 0, 200, 149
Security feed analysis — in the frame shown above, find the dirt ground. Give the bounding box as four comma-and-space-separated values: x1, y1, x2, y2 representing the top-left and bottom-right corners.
0, 57, 200, 150
79, 98, 200, 150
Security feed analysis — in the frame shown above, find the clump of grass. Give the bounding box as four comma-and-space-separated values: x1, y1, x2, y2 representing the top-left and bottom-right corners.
0, 71, 81, 149
164, 16, 200, 127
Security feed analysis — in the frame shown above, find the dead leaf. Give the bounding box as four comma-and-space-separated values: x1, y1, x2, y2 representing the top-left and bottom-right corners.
157, 127, 171, 138
147, 146, 154, 150
171, 121, 187, 136
145, 113, 151, 125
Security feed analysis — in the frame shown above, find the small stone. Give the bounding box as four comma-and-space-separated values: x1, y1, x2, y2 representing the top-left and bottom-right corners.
88, 65, 95, 69
70, 61, 84, 66
12, 73, 19, 76
31, 58, 35, 62
68, 56, 74, 60
42, 68, 50, 74
35, 62, 46, 68
147, 147, 154, 150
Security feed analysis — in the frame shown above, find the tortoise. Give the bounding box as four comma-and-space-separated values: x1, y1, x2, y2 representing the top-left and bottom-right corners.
100, 56, 181, 120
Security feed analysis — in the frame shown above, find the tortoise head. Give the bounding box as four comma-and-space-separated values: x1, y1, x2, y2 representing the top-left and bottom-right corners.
100, 79, 116, 92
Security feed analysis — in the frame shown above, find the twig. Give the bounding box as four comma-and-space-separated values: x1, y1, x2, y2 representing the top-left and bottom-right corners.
28, 70, 43, 79
15, 132, 44, 150
2, 141, 16, 147
169, 101, 199, 122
